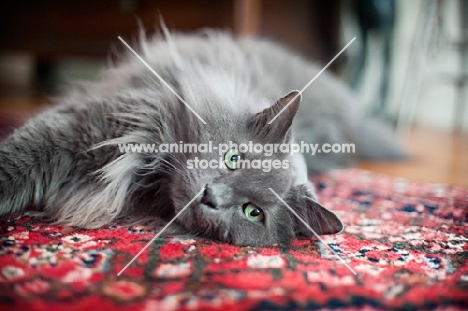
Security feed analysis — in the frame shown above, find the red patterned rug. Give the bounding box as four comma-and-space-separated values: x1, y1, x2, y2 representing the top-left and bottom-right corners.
1, 169, 467, 311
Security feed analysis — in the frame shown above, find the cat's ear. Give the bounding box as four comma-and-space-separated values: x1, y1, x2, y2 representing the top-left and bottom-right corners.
249, 90, 301, 142
286, 184, 344, 236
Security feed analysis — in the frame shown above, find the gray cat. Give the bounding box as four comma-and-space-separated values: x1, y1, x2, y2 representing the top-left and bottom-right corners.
0, 30, 405, 246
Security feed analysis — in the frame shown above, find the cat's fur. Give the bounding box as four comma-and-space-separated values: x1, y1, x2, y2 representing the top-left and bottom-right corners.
0, 30, 405, 246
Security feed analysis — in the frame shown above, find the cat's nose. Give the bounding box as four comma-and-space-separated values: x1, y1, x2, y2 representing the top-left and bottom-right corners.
201, 185, 218, 209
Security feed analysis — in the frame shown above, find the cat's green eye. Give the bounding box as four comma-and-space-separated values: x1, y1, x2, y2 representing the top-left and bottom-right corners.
243, 203, 264, 222
224, 148, 242, 170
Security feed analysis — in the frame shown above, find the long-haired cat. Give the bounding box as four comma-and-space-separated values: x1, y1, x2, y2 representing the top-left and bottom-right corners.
0, 30, 405, 246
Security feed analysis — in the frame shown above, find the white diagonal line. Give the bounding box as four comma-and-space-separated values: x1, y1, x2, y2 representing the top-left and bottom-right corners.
268, 188, 357, 275
118, 36, 207, 125
117, 187, 206, 276
268, 37, 356, 124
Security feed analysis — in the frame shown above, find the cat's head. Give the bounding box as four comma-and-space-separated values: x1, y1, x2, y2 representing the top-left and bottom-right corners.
166, 91, 343, 246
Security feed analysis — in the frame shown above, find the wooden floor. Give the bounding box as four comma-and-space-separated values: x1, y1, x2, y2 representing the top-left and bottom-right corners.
357, 127, 468, 187
1, 94, 467, 187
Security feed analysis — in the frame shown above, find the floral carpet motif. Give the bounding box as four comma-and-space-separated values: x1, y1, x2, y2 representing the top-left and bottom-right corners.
1, 169, 467, 310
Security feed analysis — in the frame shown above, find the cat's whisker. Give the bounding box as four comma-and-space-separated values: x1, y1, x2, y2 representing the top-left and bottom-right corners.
160, 158, 185, 175
157, 149, 189, 169
138, 161, 184, 178
166, 154, 188, 169
160, 131, 190, 163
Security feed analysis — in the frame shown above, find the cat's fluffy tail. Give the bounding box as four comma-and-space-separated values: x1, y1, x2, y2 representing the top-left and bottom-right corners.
354, 117, 408, 161
296, 114, 408, 175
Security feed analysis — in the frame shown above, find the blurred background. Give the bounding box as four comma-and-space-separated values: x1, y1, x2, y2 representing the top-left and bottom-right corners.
0, 0, 467, 186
